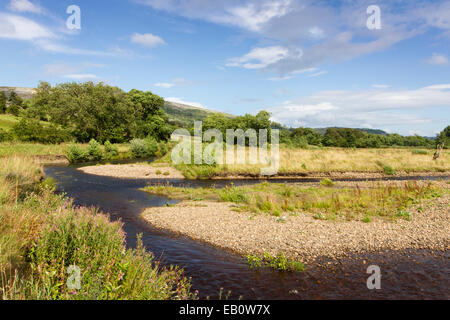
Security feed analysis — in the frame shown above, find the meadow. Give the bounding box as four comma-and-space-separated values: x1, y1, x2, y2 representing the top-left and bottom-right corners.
157, 145, 450, 179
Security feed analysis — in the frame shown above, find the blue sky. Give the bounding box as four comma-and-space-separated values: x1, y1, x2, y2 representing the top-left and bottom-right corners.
0, 0, 449, 136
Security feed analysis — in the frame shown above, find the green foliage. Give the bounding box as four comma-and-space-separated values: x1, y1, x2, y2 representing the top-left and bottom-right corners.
412, 149, 428, 155
6, 104, 22, 116
65, 145, 90, 163
246, 253, 305, 273
320, 178, 335, 187
437, 126, 449, 147
87, 139, 105, 161
0, 92, 7, 113
219, 186, 249, 203
0, 128, 13, 142
130, 138, 158, 158
7, 91, 22, 107
376, 161, 395, 175
104, 141, 119, 159
26, 82, 170, 144
280, 127, 434, 149
0, 156, 194, 300
12, 118, 72, 144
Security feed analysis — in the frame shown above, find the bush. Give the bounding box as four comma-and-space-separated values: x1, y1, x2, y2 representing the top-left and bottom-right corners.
130, 138, 158, 158
0, 128, 13, 142
65, 145, 89, 163
320, 178, 335, 187
6, 105, 22, 116
12, 118, 72, 144
88, 139, 105, 161
104, 141, 119, 159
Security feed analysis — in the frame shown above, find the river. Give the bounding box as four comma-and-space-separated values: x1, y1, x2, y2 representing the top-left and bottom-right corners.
44, 164, 450, 300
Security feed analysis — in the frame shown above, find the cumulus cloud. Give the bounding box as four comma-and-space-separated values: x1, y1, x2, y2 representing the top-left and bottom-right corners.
131, 33, 166, 48
268, 84, 450, 131
0, 13, 54, 40
425, 53, 449, 65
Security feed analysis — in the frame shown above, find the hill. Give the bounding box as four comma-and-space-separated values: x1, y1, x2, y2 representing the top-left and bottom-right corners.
163, 100, 233, 128
0, 87, 36, 100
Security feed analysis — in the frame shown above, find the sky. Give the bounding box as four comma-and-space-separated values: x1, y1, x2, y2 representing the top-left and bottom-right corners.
0, 0, 449, 136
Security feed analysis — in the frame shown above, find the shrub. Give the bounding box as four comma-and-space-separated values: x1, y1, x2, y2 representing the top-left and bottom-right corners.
130, 138, 158, 158
65, 145, 89, 163
376, 161, 395, 175
12, 119, 72, 144
0, 128, 13, 142
6, 105, 21, 116
104, 141, 119, 159
320, 178, 335, 187
88, 139, 104, 161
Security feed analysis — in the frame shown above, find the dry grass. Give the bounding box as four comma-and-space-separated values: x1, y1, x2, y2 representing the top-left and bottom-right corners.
223, 147, 449, 175
144, 181, 447, 221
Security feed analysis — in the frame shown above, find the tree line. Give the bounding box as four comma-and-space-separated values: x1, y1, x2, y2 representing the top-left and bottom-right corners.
1, 81, 447, 149
0, 82, 173, 144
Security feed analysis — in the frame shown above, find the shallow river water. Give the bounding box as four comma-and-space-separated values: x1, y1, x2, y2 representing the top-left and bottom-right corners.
44, 165, 449, 300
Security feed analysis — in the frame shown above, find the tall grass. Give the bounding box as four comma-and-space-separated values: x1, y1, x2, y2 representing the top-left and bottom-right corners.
0, 156, 194, 300
144, 181, 445, 221
162, 145, 450, 178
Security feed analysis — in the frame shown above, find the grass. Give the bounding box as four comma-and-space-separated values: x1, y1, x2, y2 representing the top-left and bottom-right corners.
0, 142, 130, 158
0, 156, 194, 300
0, 114, 19, 130
246, 252, 305, 273
158, 144, 450, 179
143, 181, 445, 221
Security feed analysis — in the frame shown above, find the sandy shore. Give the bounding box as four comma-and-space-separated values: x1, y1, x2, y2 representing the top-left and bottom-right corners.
142, 191, 449, 264
78, 164, 185, 179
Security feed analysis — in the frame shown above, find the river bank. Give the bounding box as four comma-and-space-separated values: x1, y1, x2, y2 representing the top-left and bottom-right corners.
142, 181, 450, 265
43, 164, 450, 299
76, 162, 450, 180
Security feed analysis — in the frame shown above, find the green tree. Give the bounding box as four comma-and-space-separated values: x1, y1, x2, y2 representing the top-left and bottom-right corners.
437, 126, 450, 147
0, 92, 6, 114
8, 91, 22, 107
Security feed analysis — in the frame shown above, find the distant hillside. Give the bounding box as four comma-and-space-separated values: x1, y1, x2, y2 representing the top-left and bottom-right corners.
0, 87, 36, 100
313, 127, 388, 136
163, 101, 233, 128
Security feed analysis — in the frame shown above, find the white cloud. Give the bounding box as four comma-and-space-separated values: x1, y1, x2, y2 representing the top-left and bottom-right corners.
0, 13, 54, 40
308, 70, 327, 78
154, 82, 174, 89
138, 1, 450, 76
268, 84, 450, 131
154, 78, 194, 89
424, 53, 449, 65
137, 0, 292, 32
62, 74, 100, 81
165, 97, 206, 109
131, 33, 166, 48
43, 62, 106, 77
227, 46, 300, 69
8, 0, 43, 14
